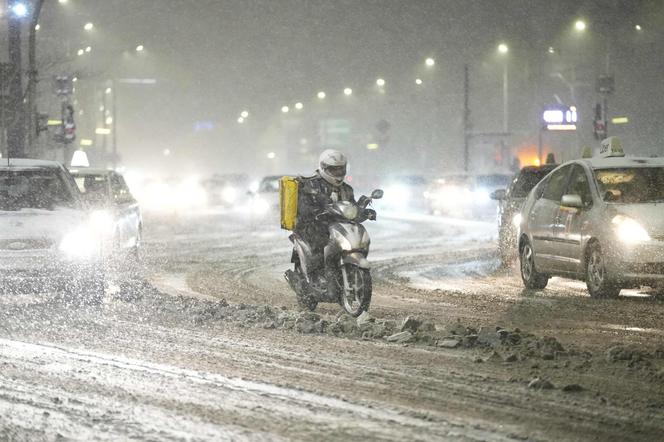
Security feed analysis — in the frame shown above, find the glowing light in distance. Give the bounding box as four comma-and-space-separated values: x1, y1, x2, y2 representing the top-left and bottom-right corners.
136, 45, 144, 52
84, 23, 94, 31
575, 20, 587, 31
267, 152, 276, 159
425, 58, 435, 67
343, 88, 352, 96
281, 106, 289, 113
240, 110, 249, 118
317, 91, 326, 99
376, 78, 385, 87
11, 3, 28, 18
498, 43, 509, 54
295, 102, 303, 110
415, 78, 423, 85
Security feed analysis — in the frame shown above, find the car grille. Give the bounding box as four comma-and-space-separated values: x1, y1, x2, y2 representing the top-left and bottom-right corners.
0, 238, 54, 251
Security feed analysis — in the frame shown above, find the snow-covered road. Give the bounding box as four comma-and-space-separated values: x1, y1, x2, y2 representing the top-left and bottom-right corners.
1, 209, 663, 441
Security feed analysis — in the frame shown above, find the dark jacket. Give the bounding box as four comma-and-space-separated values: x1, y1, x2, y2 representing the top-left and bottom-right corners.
295, 172, 355, 251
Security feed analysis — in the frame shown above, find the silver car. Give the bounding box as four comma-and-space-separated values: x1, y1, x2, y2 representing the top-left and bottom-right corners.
518, 147, 664, 298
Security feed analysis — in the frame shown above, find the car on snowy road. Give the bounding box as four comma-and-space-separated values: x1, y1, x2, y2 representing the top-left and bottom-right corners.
491, 163, 558, 265
0, 160, 106, 302
70, 168, 143, 262
518, 138, 664, 298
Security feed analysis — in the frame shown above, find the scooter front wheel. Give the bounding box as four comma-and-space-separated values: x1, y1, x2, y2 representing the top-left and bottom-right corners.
340, 265, 372, 317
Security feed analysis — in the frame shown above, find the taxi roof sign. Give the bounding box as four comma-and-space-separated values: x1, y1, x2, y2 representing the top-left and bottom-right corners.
599, 137, 625, 158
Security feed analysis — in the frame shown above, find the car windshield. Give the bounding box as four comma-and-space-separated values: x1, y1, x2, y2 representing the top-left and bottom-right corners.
510, 168, 555, 198
594, 167, 664, 204
0, 169, 75, 211
74, 175, 109, 198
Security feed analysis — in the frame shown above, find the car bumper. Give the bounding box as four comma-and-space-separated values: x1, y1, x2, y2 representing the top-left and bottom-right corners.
606, 240, 664, 285
0, 252, 101, 293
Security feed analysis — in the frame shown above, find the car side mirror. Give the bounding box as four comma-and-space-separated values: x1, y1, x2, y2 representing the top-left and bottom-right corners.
561, 194, 583, 208
371, 189, 384, 200
490, 189, 507, 200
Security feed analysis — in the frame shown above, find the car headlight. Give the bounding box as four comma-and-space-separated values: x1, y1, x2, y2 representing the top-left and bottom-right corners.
90, 210, 114, 235
512, 213, 522, 228
612, 215, 650, 243
221, 186, 238, 204
59, 226, 100, 259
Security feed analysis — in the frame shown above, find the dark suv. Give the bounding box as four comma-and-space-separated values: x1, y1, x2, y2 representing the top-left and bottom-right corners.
491, 164, 558, 265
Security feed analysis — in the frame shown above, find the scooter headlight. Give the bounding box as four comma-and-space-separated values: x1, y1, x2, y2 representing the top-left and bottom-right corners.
340, 204, 358, 220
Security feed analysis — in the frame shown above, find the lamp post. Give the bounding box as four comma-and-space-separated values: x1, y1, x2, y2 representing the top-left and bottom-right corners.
497, 43, 509, 134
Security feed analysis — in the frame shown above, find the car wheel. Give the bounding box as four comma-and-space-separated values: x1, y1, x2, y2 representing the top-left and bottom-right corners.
520, 239, 549, 290
586, 243, 621, 299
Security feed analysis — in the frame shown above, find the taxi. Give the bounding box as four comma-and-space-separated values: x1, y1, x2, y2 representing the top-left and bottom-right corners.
0, 160, 105, 301
69, 168, 143, 262
517, 138, 664, 298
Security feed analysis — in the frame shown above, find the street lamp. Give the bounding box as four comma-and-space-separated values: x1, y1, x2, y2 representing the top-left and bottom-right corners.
317, 91, 326, 99
281, 105, 289, 113
497, 43, 509, 134
85, 46, 92, 53
77, 49, 85, 56
425, 57, 435, 67
574, 20, 587, 32
635, 24, 643, 31
237, 117, 245, 124
240, 110, 249, 118
10, 2, 28, 18
415, 78, 423, 85
84, 23, 94, 31
58, 0, 68, 4
136, 45, 144, 52
295, 102, 303, 110
376, 78, 385, 87
343, 87, 352, 96
35, 24, 40, 31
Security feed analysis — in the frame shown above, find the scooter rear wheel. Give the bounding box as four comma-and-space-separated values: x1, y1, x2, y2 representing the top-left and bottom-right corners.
341, 266, 372, 317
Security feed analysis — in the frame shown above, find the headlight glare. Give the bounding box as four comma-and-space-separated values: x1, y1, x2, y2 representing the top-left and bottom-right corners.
612, 215, 650, 243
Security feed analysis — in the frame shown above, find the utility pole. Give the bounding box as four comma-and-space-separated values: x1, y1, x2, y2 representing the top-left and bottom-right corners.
27, 0, 45, 157
7, 2, 25, 158
463, 64, 470, 173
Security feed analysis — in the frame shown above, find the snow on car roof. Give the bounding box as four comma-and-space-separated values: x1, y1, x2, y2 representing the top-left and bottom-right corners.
69, 168, 113, 176
0, 159, 64, 169
581, 156, 664, 169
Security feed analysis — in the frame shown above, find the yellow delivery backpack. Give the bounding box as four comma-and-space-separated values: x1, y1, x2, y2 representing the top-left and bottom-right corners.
279, 176, 299, 230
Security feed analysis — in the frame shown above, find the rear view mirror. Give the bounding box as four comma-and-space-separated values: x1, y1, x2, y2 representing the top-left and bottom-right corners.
490, 189, 507, 200
371, 189, 384, 200
561, 194, 583, 208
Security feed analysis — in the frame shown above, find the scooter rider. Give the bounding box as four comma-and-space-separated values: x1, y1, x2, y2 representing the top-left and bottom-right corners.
293, 149, 374, 290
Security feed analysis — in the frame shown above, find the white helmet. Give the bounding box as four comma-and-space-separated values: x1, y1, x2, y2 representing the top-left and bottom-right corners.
318, 149, 347, 186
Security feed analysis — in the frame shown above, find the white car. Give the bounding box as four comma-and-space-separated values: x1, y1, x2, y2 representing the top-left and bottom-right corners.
0, 159, 106, 302
518, 138, 664, 298
69, 168, 143, 262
